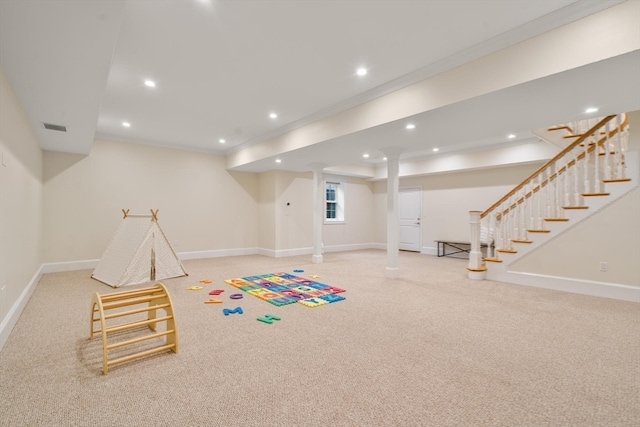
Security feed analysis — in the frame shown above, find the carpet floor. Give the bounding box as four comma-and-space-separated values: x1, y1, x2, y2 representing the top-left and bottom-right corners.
1, 250, 638, 426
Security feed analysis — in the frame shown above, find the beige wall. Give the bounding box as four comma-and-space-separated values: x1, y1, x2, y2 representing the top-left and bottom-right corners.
323, 176, 375, 249
0, 68, 44, 327
257, 171, 376, 253
511, 186, 640, 286
257, 171, 276, 251
43, 138, 259, 262
372, 163, 542, 250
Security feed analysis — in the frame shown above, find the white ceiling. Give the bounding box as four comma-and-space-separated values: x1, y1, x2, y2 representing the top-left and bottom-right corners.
0, 0, 637, 173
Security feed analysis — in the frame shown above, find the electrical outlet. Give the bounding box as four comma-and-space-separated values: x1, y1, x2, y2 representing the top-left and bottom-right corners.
599, 262, 608, 272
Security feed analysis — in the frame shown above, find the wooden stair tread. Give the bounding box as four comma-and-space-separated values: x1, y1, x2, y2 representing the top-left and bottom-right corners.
483, 257, 502, 263
496, 248, 517, 253
527, 229, 551, 233
603, 178, 631, 183
511, 239, 533, 243
563, 206, 588, 210
582, 192, 610, 197
544, 217, 569, 222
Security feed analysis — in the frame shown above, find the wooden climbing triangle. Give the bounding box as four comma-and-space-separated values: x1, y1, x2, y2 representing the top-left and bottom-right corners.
89, 283, 178, 374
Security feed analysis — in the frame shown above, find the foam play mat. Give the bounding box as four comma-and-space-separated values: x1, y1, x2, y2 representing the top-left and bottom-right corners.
224, 272, 345, 307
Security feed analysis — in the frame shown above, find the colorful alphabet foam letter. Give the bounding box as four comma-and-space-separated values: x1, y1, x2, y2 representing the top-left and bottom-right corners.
223, 307, 244, 316
257, 314, 282, 324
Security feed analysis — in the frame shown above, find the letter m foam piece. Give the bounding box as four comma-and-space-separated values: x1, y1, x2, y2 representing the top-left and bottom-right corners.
223, 307, 244, 316
257, 314, 282, 324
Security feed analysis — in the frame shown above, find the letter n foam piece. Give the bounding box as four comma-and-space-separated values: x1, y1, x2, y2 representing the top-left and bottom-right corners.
257, 314, 282, 324
223, 307, 244, 316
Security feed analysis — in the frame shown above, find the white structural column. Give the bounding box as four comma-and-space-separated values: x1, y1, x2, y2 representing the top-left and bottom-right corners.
309, 163, 327, 264
467, 210, 487, 280
381, 147, 404, 278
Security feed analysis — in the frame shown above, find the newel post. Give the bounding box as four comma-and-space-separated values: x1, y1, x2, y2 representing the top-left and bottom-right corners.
467, 210, 486, 280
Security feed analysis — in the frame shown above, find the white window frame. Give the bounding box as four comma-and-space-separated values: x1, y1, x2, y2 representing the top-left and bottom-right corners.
324, 177, 345, 224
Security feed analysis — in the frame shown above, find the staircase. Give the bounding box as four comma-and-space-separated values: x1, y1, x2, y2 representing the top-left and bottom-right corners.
467, 113, 639, 301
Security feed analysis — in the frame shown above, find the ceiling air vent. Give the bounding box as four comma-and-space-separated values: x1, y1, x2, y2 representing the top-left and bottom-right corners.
42, 122, 67, 132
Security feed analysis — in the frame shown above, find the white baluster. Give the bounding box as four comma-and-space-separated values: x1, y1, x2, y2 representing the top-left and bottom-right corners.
594, 132, 601, 193
583, 132, 591, 194
604, 120, 612, 181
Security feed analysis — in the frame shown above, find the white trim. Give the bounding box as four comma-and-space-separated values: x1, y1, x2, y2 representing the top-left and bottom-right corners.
500, 271, 640, 303
178, 247, 259, 260
324, 176, 345, 223
421, 245, 438, 256
256, 247, 276, 258
0, 265, 43, 351
41, 259, 99, 273
323, 243, 376, 253
271, 247, 313, 258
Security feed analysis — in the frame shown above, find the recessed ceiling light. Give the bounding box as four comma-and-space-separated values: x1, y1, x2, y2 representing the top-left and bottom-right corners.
585, 107, 599, 114
122, 122, 131, 128
356, 67, 367, 76
363, 153, 370, 158
507, 134, 516, 139
219, 139, 226, 144
406, 124, 416, 130
432, 148, 439, 152
144, 80, 156, 88
275, 159, 282, 163
383, 157, 387, 161
269, 112, 278, 119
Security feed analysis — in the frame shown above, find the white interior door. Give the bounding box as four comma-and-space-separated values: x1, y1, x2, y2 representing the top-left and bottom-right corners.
399, 187, 422, 252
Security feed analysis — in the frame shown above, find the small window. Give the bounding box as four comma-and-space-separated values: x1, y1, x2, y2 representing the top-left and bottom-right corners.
324, 179, 345, 223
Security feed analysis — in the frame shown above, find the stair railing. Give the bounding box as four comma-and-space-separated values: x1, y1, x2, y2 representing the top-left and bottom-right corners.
467, 113, 629, 276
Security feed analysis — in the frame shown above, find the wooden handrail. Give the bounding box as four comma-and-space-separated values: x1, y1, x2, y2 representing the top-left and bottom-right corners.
481, 114, 626, 218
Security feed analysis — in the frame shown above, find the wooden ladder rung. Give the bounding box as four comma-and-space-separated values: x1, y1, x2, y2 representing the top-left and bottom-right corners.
107, 329, 175, 350
92, 303, 172, 323
105, 302, 171, 320
94, 315, 173, 335
107, 343, 176, 367
101, 294, 167, 310
99, 286, 164, 301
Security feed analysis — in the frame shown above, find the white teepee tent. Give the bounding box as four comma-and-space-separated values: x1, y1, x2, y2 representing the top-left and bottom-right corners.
92, 209, 187, 287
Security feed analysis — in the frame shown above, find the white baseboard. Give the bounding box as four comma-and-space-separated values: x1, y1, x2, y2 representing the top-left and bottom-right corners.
271, 247, 313, 258
41, 259, 99, 273
421, 245, 438, 256
0, 265, 43, 351
499, 271, 640, 302
178, 247, 259, 260
324, 243, 376, 253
